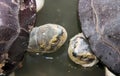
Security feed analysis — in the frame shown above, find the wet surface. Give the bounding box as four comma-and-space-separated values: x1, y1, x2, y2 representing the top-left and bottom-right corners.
16, 0, 104, 76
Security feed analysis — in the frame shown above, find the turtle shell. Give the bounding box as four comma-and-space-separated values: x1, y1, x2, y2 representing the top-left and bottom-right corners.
0, 0, 20, 62
78, 0, 120, 75
0, 0, 36, 75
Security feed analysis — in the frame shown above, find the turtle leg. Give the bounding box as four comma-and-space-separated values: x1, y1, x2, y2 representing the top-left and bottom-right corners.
68, 33, 98, 67
35, 0, 45, 12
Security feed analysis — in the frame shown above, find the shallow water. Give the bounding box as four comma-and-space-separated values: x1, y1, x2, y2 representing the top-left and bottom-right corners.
16, 0, 104, 76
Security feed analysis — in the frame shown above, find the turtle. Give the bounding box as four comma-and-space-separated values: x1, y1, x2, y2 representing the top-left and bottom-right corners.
0, 0, 67, 76
0, 0, 37, 75
68, 0, 120, 76
68, 33, 115, 76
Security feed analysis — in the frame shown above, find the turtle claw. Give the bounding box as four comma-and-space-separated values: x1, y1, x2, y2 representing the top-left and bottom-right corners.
68, 33, 98, 67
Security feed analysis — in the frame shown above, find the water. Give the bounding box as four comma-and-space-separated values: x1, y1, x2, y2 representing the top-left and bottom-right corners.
16, 0, 104, 76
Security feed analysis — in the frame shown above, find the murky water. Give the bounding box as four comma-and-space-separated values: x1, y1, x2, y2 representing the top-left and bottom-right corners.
16, 0, 104, 76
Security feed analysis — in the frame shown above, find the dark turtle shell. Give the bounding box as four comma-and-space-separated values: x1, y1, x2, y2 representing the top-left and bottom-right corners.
0, 0, 20, 61
0, 0, 36, 75
78, 0, 120, 75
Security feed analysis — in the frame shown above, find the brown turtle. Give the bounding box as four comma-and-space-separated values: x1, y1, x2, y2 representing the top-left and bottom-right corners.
78, 0, 120, 75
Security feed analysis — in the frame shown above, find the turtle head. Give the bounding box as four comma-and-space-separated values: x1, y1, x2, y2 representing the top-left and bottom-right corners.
28, 24, 67, 53
68, 33, 98, 67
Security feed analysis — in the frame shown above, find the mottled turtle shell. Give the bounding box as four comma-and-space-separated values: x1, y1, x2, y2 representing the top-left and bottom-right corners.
0, 0, 36, 75
78, 0, 120, 75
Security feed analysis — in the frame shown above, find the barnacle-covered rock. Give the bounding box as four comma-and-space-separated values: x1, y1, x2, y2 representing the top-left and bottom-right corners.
28, 24, 67, 53
68, 33, 98, 67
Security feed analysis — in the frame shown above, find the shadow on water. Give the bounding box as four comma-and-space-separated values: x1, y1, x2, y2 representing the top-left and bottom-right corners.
16, 0, 104, 76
